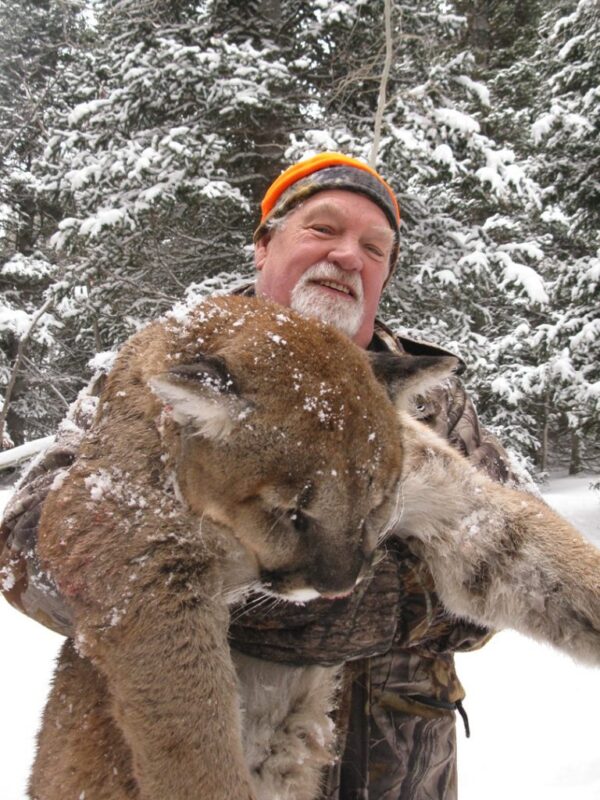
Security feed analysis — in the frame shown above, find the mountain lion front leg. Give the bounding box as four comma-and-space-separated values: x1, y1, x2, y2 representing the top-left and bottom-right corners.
32, 567, 255, 800
37, 468, 256, 800
87, 583, 254, 800
395, 414, 600, 666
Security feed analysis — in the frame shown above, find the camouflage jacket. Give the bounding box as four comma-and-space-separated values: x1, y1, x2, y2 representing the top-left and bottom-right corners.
0, 304, 513, 800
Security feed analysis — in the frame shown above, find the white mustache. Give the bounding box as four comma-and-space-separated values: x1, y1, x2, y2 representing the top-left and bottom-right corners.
294, 262, 364, 302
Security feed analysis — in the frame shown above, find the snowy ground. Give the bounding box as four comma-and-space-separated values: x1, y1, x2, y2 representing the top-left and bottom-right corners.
456, 472, 600, 800
0, 473, 599, 799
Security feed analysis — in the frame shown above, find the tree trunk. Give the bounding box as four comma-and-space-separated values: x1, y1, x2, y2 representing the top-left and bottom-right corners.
569, 429, 583, 475
539, 397, 549, 472
458, 1, 493, 66
0, 296, 53, 447
260, 0, 280, 25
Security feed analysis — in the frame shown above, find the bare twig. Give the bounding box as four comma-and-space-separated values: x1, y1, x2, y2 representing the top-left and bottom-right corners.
369, 0, 394, 168
21, 355, 71, 409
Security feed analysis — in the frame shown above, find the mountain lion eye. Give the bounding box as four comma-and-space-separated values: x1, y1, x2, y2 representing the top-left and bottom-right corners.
288, 509, 309, 534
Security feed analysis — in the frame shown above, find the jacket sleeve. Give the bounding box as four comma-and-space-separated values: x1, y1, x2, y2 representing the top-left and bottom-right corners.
0, 374, 105, 635
415, 376, 515, 484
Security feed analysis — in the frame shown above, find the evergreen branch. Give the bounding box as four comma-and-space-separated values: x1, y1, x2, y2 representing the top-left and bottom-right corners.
0, 73, 60, 167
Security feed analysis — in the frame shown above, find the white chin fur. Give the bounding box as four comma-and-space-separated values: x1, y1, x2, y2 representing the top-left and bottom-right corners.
282, 587, 322, 603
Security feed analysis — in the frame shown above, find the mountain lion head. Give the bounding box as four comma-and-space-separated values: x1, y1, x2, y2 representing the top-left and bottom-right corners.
87, 295, 458, 603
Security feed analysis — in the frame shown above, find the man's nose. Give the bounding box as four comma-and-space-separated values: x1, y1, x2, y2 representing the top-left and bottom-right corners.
327, 237, 362, 271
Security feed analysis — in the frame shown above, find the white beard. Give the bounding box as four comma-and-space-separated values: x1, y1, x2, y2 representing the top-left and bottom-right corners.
290, 262, 365, 339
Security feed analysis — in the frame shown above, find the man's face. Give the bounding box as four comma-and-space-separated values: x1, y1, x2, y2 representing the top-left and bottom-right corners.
254, 189, 395, 348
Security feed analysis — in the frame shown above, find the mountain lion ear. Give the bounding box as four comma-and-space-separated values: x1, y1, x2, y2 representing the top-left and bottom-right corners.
149, 355, 249, 440
368, 352, 463, 410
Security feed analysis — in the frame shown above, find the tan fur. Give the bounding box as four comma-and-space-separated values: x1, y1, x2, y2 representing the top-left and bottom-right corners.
31, 294, 600, 800
394, 412, 600, 666
32, 296, 404, 800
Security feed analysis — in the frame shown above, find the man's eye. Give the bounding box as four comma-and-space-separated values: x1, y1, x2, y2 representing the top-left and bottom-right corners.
310, 224, 334, 235
365, 242, 385, 258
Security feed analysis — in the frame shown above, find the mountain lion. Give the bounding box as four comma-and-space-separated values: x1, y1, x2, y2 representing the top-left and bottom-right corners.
30, 295, 600, 800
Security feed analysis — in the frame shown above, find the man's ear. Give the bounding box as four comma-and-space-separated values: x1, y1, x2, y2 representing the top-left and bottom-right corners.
254, 233, 271, 271
368, 352, 462, 410
149, 355, 250, 440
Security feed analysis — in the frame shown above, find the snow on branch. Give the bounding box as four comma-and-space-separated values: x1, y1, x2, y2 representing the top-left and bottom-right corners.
496, 253, 549, 304
0, 436, 55, 471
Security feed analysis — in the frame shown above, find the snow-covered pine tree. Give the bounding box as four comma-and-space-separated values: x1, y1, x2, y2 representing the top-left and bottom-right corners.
285, 1, 553, 467
39, 0, 309, 355
0, 0, 88, 445
2, 0, 597, 472
5, 0, 324, 442
525, 0, 600, 471
430, 0, 564, 468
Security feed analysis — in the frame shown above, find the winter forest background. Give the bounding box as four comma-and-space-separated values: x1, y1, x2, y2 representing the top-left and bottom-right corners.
0, 0, 598, 478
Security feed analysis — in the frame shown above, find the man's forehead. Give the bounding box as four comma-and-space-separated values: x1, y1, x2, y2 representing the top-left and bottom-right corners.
298, 196, 395, 240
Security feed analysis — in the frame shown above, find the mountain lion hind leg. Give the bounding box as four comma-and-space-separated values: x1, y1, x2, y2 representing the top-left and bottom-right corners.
30, 641, 138, 800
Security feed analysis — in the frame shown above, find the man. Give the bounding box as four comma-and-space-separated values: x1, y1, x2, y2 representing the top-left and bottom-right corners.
1, 152, 511, 799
